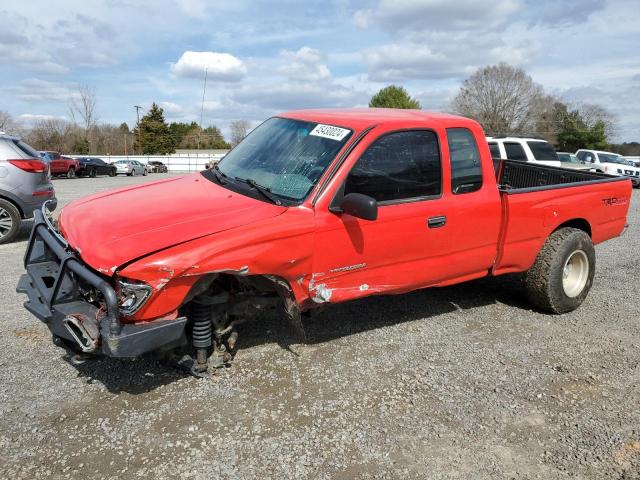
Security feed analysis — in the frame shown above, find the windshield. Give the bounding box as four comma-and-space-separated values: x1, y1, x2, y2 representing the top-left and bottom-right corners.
598, 153, 627, 165
215, 117, 353, 202
527, 141, 558, 161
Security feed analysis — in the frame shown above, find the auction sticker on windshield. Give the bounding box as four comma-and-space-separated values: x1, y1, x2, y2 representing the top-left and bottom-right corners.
309, 124, 350, 141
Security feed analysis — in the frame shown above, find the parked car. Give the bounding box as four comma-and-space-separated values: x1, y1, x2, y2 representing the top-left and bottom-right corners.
39, 151, 79, 178
147, 160, 168, 173
76, 157, 117, 177
576, 149, 640, 187
625, 156, 640, 168
0, 133, 56, 244
113, 160, 147, 176
556, 152, 593, 171
16, 109, 632, 377
486, 136, 561, 167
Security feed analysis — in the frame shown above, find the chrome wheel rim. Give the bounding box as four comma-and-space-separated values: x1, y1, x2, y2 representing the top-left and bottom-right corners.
0, 207, 13, 238
562, 250, 589, 298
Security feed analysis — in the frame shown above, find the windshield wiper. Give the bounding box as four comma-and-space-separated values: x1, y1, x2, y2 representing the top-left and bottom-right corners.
212, 164, 229, 184
234, 176, 282, 205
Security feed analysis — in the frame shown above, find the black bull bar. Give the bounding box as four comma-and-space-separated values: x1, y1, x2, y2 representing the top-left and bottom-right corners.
16, 205, 186, 357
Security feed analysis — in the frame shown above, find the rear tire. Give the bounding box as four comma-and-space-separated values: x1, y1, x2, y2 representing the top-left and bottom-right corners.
67, 167, 75, 179
0, 199, 21, 245
109, 169, 116, 177
89, 168, 97, 178
524, 227, 595, 314
129, 169, 135, 176
143, 168, 147, 176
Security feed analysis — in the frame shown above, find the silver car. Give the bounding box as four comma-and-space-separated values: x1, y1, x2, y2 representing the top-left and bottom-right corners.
113, 160, 148, 176
557, 152, 593, 171
0, 132, 57, 243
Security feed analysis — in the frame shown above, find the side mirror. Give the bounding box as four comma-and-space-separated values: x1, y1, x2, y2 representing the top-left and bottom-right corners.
340, 193, 378, 221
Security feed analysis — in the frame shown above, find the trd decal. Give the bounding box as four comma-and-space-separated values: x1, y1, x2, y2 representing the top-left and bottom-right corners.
602, 197, 629, 206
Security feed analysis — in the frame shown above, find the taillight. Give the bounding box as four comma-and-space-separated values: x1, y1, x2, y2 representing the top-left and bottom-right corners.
8, 159, 47, 173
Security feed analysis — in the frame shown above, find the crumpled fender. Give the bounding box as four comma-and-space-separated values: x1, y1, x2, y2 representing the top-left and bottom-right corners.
118, 206, 317, 321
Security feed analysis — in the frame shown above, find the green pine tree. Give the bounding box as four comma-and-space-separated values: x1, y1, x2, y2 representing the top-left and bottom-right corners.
133, 103, 174, 154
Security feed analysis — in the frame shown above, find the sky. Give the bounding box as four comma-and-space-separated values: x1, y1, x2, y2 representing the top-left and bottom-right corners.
1, 0, 639, 141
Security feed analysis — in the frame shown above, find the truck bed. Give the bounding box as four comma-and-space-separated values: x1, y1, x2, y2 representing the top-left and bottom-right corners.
496, 159, 618, 191
492, 160, 632, 275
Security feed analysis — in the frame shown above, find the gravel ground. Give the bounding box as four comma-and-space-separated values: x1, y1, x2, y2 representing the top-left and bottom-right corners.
0, 174, 638, 479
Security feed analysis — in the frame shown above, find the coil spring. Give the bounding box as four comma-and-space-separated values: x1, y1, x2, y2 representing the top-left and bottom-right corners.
190, 302, 212, 349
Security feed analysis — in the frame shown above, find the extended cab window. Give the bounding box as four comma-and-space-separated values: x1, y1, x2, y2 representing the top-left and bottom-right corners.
344, 130, 441, 203
447, 128, 482, 194
504, 142, 527, 161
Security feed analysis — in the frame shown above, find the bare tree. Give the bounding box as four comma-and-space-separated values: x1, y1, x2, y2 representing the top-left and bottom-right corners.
451, 63, 549, 136
68, 84, 98, 132
229, 120, 250, 147
0, 110, 22, 135
575, 102, 617, 139
25, 119, 82, 152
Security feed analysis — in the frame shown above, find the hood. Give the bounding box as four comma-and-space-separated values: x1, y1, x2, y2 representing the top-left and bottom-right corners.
58, 174, 286, 274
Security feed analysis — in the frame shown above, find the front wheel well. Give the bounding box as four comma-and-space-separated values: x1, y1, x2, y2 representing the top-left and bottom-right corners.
553, 218, 591, 238
0, 195, 24, 217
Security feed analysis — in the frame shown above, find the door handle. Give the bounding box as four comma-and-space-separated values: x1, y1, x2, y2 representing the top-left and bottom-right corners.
427, 215, 447, 228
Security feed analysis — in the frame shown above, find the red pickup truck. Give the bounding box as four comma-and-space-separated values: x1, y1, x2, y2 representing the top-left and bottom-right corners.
18, 109, 631, 375
40, 151, 79, 178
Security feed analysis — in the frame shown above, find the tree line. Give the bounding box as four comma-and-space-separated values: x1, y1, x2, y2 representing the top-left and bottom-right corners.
1, 89, 249, 155
370, 64, 624, 153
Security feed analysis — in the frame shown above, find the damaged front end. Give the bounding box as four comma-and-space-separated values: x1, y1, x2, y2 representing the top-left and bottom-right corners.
16, 205, 187, 358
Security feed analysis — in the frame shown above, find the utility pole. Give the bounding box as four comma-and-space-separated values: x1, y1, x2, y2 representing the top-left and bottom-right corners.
134, 105, 142, 154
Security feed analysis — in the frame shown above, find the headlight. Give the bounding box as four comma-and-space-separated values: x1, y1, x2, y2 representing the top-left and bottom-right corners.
117, 278, 152, 315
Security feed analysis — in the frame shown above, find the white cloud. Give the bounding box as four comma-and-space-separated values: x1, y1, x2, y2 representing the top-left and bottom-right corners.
159, 101, 184, 114
527, 0, 605, 27
233, 82, 366, 111
364, 33, 538, 81
176, 0, 208, 17
10, 79, 78, 103
17, 114, 67, 125
354, 0, 523, 33
170, 51, 247, 81
279, 47, 331, 82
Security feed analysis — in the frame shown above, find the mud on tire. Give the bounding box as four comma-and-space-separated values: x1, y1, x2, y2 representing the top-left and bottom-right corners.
524, 227, 595, 314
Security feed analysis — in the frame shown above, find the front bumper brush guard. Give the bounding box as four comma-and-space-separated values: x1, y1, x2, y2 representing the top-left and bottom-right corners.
16, 204, 186, 357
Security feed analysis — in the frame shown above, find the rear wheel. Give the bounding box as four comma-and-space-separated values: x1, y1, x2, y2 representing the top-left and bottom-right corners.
89, 167, 97, 178
109, 168, 116, 177
143, 168, 147, 176
129, 169, 135, 176
0, 199, 21, 244
525, 227, 595, 314
67, 167, 75, 179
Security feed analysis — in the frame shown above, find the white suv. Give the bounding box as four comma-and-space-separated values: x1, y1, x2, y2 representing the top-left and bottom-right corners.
486, 136, 561, 167
575, 149, 640, 187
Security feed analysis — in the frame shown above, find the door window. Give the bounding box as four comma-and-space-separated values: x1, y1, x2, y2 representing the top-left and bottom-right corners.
504, 142, 527, 161
344, 130, 441, 203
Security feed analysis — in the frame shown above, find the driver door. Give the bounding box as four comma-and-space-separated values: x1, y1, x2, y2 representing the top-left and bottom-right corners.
310, 129, 453, 303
